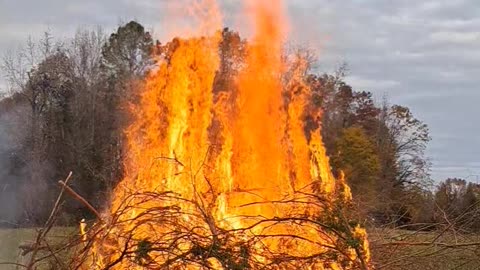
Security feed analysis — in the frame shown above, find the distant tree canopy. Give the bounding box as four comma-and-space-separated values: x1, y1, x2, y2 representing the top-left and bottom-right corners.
101, 21, 156, 79
303, 71, 434, 225
0, 21, 445, 229
433, 178, 480, 231
331, 126, 380, 201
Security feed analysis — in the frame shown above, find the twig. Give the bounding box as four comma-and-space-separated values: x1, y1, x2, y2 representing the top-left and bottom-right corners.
19, 243, 50, 256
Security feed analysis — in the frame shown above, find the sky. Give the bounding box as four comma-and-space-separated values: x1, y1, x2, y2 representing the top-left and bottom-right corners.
0, 0, 479, 182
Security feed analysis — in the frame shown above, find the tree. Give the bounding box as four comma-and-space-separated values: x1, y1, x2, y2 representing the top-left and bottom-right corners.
384, 104, 431, 188
95, 21, 157, 192
101, 21, 155, 80
350, 91, 380, 135
0, 22, 158, 225
304, 69, 432, 225
2, 49, 78, 224
213, 28, 246, 93
306, 71, 353, 153
306, 70, 379, 156
331, 126, 380, 213
434, 178, 480, 231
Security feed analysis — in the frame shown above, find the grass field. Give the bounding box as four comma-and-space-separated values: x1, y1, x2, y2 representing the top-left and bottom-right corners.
1, 227, 479, 269
369, 227, 480, 270
0, 227, 44, 269
0, 227, 74, 270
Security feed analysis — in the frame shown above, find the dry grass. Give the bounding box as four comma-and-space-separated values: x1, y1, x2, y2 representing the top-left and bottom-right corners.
1, 226, 479, 269
0, 227, 75, 270
369, 227, 480, 270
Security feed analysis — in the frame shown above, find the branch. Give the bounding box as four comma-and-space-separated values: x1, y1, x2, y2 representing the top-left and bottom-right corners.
58, 180, 103, 222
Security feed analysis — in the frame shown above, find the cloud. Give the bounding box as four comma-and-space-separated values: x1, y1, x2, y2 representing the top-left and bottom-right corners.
430, 31, 480, 43
345, 76, 400, 91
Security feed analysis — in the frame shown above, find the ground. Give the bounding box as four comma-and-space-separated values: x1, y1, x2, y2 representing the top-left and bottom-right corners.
0, 227, 479, 269
369, 227, 480, 270
0, 227, 74, 270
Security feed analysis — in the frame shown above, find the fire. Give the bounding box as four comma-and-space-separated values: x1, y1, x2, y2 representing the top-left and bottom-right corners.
84, 1, 370, 269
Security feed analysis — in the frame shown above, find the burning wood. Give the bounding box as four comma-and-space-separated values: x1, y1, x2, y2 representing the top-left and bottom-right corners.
73, 1, 371, 269
57, 180, 103, 222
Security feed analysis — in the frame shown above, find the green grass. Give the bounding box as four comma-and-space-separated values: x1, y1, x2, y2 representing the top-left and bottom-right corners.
0, 227, 75, 270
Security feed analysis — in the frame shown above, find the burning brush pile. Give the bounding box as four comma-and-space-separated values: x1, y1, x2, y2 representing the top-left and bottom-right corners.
72, 1, 370, 269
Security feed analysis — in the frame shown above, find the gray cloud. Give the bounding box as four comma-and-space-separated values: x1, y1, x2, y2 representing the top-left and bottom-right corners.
0, 0, 479, 182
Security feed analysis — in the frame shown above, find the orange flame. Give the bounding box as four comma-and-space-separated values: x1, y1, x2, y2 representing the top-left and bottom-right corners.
86, 1, 370, 269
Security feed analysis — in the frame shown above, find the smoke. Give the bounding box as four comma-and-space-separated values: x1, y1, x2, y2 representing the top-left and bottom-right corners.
0, 97, 50, 227
0, 99, 29, 227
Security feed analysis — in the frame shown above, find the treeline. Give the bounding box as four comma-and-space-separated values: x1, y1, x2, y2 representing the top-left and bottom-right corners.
0, 21, 477, 231
314, 71, 480, 232
0, 21, 155, 225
